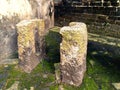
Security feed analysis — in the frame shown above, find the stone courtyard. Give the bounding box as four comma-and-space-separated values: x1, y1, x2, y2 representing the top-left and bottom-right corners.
0, 0, 120, 90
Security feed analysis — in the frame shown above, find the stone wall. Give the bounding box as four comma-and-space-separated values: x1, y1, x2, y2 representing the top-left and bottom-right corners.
0, 0, 32, 61
60, 22, 87, 86
55, 13, 120, 38
0, 0, 54, 63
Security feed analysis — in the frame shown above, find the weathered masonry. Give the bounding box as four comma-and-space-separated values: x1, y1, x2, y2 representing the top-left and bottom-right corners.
16, 19, 46, 73
0, 0, 54, 65
60, 22, 88, 86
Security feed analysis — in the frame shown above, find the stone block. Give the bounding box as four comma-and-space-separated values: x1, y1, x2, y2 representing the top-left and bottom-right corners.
16, 19, 45, 73
60, 22, 87, 86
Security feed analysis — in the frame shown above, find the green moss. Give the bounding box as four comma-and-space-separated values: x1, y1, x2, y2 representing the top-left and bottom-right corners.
50, 85, 59, 90
45, 26, 61, 65
80, 75, 98, 90
63, 84, 81, 90
3, 60, 55, 89
1, 26, 120, 90
101, 83, 115, 90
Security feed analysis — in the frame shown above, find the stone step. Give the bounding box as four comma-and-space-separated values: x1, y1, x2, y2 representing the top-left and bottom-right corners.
88, 33, 120, 47
0, 59, 18, 65
112, 83, 120, 90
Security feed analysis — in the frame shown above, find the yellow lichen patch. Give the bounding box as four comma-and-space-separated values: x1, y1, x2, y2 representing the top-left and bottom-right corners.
17, 19, 44, 54
60, 22, 87, 66
16, 19, 45, 73
60, 22, 87, 86
17, 21, 36, 55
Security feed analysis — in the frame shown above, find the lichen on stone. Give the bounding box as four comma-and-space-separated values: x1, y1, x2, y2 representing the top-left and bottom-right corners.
60, 22, 88, 86
16, 19, 45, 73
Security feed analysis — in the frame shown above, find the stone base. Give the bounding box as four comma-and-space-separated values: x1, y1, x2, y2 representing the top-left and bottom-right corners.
60, 61, 86, 86
18, 53, 40, 73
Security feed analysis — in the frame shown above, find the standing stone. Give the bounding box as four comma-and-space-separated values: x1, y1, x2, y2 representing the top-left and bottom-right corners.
16, 19, 45, 73
60, 22, 87, 86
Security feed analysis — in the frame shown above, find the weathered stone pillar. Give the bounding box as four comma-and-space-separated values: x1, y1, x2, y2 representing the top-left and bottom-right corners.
16, 19, 45, 73
60, 22, 87, 86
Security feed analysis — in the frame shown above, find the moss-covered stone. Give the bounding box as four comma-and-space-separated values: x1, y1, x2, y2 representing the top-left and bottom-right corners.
60, 22, 88, 86
16, 19, 45, 73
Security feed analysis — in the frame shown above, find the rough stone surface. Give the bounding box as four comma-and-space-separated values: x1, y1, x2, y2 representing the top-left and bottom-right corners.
16, 19, 45, 73
0, 29, 18, 60
30, 87, 34, 90
58, 85, 64, 90
0, 0, 54, 63
29, 0, 54, 33
0, 0, 32, 61
54, 63, 61, 84
0, 59, 18, 65
60, 22, 87, 86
